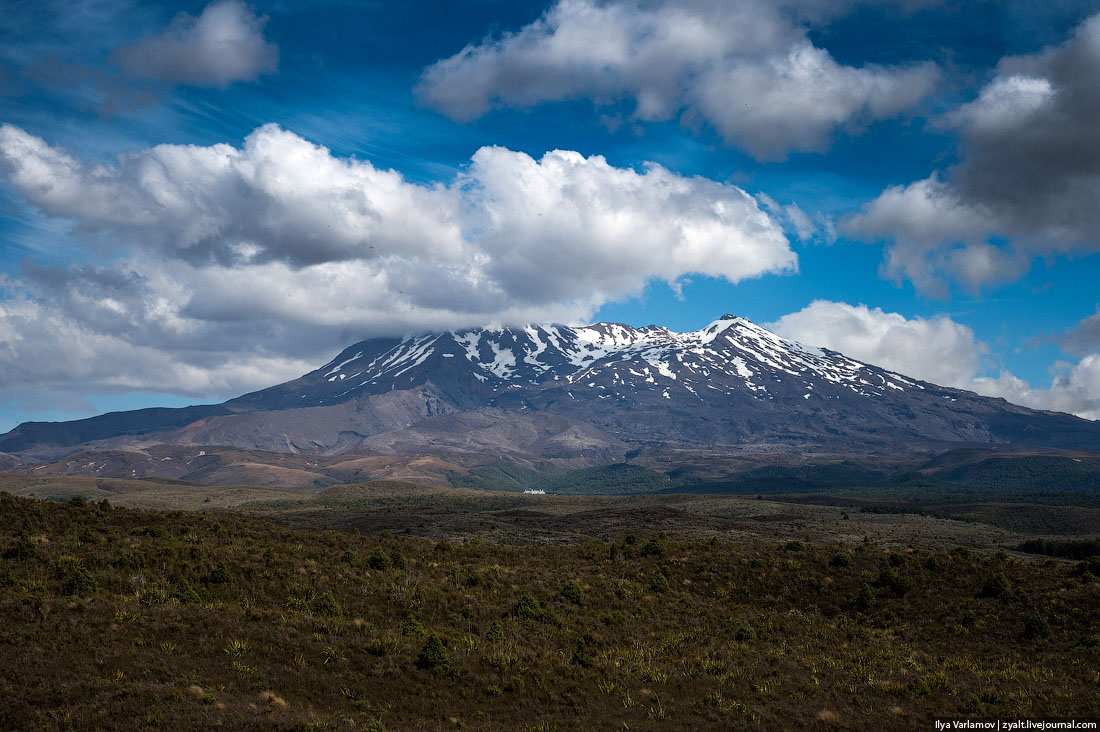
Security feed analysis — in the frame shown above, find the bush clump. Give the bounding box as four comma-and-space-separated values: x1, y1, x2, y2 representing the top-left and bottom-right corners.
415, 634, 451, 671
855, 583, 878, 611
561, 579, 585, 605
980, 572, 1012, 600
400, 614, 426, 637
367, 546, 392, 571
1023, 614, 1051, 640
485, 621, 504, 643
61, 566, 97, 596
640, 533, 669, 558
312, 590, 342, 617
171, 579, 201, 604
569, 634, 595, 667
3, 531, 36, 561
1073, 556, 1100, 580
877, 568, 911, 597
513, 592, 559, 624
207, 562, 232, 585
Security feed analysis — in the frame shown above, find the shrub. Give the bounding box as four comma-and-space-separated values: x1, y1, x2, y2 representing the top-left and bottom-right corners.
830, 552, 851, 568
650, 573, 670, 594
877, 568, 911, 597
400, 614, 426, 637
485, 621, 505, 643
783, 541, 804, 551
855, 583, 877, 611
1023, 615, 1051, 640
1017, 539, 1100, 560
602, 611, 624, 626
415, 634, 451, 671
570, 635, 595, 668
61, 566, 97, 596
888, 552, 906, 567
734, 624, 758, 641
171, 579, 201, 604
1074, 556, 1100, 579
514, 593, 546, 621
207, 562, 232, 585
312, 590, 342, 617
3, 531, 36, 561
980, 573, 1012, 600
640, 533, 669, 558
561, 580, 584, 605
367, 546, 392, 571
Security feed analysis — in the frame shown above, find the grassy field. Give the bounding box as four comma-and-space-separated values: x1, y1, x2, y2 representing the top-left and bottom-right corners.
1, 490, 1099, 731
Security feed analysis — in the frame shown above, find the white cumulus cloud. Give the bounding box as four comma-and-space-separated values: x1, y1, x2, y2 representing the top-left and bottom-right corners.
847, 12, 1100, 294
770, 300, 1100, 420
769, 300, 986, 389
416, 0, 938, 161
0, 123, 795, 408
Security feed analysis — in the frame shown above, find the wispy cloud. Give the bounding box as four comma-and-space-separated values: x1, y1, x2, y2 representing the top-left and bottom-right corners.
112, 1, 278, 87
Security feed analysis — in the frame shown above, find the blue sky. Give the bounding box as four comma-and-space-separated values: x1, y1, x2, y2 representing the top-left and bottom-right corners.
2, 0, 1100, 432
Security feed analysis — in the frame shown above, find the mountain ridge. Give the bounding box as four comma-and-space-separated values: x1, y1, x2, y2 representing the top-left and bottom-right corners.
3, 314, 1098, 460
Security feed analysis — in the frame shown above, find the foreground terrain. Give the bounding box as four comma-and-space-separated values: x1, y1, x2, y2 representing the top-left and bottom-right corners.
1, 490, 1098, 731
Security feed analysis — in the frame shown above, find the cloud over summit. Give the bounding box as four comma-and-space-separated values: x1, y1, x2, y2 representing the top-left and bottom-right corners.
0, 124, 795, 405
771, 300, 1100, 421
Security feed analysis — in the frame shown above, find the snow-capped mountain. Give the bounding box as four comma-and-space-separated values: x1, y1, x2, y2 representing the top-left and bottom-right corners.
4, 315, 1100, 458
231, 315, 922, 410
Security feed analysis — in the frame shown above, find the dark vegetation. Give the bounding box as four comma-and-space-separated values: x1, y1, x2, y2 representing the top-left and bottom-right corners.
928, 456, 1100, 493
446, 457, 1100, 538
450, 454, 1100, 500
450, 463, 671, 495
1015, 538, 1100, 560
2, 492, 1098, 731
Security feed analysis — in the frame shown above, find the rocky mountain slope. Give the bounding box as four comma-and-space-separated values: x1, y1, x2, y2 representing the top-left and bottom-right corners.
3, 315, 1099, 460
